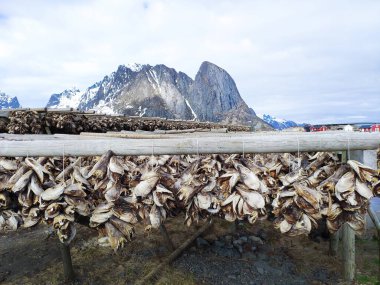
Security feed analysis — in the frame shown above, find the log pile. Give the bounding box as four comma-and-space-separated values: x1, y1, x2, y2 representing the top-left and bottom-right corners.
0, 151, 379, 250
2, 110, 251, 134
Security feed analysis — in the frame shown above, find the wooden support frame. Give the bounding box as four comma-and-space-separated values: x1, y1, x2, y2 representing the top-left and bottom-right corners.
159, 224, 175, 251
59, 242, 75, 281
136, 219, 213, 285
0, 131, 379, 157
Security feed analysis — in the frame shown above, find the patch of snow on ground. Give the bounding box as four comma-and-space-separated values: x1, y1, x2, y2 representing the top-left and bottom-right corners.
185, 99, 198, 120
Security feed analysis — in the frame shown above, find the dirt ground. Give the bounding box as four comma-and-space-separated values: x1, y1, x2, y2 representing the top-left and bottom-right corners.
0, 217, 378, 285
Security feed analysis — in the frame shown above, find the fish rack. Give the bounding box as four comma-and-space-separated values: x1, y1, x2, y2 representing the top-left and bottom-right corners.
0, 130, 379, 282
0, 108, 252, 134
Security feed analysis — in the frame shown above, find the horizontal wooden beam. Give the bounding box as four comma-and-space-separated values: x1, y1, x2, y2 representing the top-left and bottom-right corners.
0, 131, 379, 157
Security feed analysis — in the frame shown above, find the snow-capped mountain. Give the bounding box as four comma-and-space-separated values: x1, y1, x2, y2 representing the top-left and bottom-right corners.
258, 114, 302, 130
46, 62, 272, 130
46, 87, 82, 109
0, 92, 21, 109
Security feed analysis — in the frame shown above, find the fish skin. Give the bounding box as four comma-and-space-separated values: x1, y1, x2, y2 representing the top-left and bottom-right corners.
149, 204, 162, 229
40, 182, 65, 201
355, 179, 373, 199
87, 150, 114, 179
236, 164, 260, 190
25, 157, 50, 183
133, 171, 159, 198
237, 187, 265, 209
12, 169, 33, 193
0, 159, 18, 171
29, 174, 44, 196
104, 222, 127, 251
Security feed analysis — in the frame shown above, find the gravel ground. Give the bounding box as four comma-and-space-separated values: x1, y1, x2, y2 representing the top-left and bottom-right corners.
0, 218, 377, 285
174, 233, 339, 285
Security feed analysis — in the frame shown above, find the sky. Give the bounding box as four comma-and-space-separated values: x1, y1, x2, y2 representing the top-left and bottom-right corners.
0, 0, 379, 124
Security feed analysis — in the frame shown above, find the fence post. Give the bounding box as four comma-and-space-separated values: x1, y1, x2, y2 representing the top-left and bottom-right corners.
341, 150, 364, 282
59, 242, 75, 281
329, 229, 340, 256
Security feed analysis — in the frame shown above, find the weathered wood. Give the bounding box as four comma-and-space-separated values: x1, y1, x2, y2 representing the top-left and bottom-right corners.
135, 219, 213, 285
329, 229, 340, 256
159, 224, 175, 251
342, 223, 355, 282
0, 132, 379, 157
59, 242, 75, 281
368, 206, 380, 282
342, 150, 357, 282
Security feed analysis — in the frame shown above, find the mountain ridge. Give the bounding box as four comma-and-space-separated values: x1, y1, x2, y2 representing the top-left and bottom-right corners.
46, 62, 272, 130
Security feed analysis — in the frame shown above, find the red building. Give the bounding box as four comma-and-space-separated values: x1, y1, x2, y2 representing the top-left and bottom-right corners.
310, 125, 328, 132
371, 124, 380, 132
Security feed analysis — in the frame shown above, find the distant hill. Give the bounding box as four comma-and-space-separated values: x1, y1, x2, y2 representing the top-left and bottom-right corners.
0, 92, 21, 109
46, 62, 272, 131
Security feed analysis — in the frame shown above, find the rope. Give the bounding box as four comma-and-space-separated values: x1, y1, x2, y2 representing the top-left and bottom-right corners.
63, 144, 65, 182
297, 135, 301, 168
242, 141, 245, 158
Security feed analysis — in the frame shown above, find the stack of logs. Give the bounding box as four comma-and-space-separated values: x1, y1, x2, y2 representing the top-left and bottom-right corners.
0, 151, 379, 251
0, 110, 251, 134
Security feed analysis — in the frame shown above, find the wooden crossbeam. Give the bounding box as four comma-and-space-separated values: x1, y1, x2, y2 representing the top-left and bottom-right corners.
0, 131, 379, 157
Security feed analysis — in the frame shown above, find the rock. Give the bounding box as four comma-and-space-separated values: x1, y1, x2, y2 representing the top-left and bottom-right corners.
213, 240, 225, 247
233, 239, 243, 246
224, 235, 233, 243
256, 267, 265, 275
270, 268, 283, 276
239, 236, 248, 243
249, 235, 264, 245
196, 237, 209, 248
211, 245, 240, 258
227, 274, 237, 279
189, 246, 197, 252
242, 251, 256, 259
257, 229, 268, 241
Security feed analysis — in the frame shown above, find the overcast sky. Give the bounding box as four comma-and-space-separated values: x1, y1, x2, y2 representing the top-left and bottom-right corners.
0, 0, 379, 124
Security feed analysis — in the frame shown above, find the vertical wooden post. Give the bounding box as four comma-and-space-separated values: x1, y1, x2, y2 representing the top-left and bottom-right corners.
329, 229, 340, 256
341, 150, 362, 282
342, 223, 355, 281
59, 242, 75, 281
159, 224, 175, 251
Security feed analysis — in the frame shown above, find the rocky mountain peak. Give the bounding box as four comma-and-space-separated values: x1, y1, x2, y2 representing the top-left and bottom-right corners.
46, 62, 272, 130
186, 61, 255, 123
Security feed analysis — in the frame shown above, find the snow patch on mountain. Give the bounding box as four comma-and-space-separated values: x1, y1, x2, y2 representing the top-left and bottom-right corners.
185, 99, 197, 120
0, 92, 21, 109
47, 87, 82, 109
258, 114, 300, 130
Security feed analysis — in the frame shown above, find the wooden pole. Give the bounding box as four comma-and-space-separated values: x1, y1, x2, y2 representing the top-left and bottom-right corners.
136, 219, 213, 285
341, 150, 357, 282
329, 229, 340, 256
59, 242, 75, 281
1, 132, 380, 157
159, 224, 175, 251
342, 223, 355, 282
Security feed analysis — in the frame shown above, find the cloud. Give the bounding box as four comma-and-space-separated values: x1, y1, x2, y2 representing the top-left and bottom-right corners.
0, 0, 379, 124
